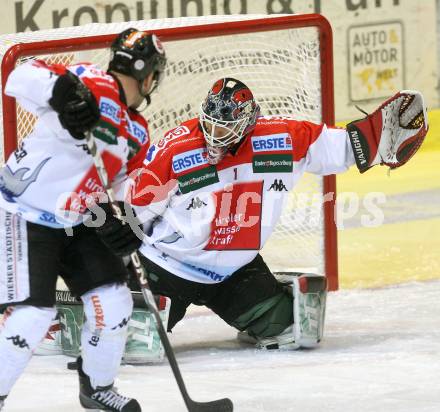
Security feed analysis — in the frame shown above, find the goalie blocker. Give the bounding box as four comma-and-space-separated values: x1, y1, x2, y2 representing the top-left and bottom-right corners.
35, 289, 170, 364
346, 90, 428, 173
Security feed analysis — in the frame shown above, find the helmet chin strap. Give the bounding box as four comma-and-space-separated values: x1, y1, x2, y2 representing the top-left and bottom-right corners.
138, 79, 152, 106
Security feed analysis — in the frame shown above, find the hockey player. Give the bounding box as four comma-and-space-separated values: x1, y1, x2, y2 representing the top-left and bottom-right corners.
95, 78, 428, 352
0, 28, 166, 411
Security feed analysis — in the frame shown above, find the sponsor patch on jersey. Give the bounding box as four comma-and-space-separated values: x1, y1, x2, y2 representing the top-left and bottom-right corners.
92, 120, 118, 144
157, 126, 190, 149
205, 181, 263, 251
177, 165, 219, 194
127, 119, 148, 145
172, 148, 208, 174
127, 139, 141, 160
99, 97, 121, 125
184, 263, 226, 282
251, 133, 292, 152
39, 211, 57, 224
252, 154, 293, 173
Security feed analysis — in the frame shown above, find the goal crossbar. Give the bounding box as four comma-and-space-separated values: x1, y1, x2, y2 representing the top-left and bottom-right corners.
0, 14, 338, 290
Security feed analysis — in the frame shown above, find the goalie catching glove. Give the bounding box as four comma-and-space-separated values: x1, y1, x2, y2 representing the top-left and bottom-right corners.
346, 90, 428, 173
49, 71, 100, 139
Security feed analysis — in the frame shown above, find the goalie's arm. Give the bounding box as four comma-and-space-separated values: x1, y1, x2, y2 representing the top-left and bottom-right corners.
289, 120, 355, 176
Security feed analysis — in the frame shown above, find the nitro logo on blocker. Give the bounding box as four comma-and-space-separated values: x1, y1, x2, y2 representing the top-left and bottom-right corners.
252, 133, 292, 152
172, 148, 208, 173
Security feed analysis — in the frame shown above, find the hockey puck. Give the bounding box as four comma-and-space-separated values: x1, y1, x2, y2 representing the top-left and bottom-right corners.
67, 360, 78, 370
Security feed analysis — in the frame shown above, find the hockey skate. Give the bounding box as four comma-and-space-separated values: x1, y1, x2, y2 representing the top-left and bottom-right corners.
77, 357, 141, 412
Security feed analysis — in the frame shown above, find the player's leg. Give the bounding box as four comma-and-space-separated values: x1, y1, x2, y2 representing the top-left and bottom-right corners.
206, 254, 292, 341
138, 255, 200, 331
0, 215, 62, 404
62, 224, 140, 412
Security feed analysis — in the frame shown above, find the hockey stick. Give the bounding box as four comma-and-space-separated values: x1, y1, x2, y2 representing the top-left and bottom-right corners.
85, 131, 233, 412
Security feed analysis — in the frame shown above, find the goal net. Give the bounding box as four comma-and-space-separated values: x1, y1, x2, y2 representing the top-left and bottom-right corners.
0, 14, 338, 290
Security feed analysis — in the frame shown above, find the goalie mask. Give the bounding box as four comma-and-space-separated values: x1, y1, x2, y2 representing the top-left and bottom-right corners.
109, 28, 167, 105
200, 78, 260, 164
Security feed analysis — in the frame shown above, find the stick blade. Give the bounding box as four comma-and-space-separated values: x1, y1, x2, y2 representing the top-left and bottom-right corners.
188, 397, 233, 412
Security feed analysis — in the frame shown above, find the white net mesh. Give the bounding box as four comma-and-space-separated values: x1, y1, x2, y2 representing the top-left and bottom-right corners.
0, 15, 332, 276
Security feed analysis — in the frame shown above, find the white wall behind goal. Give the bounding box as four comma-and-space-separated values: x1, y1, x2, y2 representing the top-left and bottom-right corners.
0, 0, 437, 120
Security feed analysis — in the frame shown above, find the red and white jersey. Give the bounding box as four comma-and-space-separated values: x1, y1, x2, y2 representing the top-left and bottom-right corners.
0, 60, 149, 227
131, 116, 355, 284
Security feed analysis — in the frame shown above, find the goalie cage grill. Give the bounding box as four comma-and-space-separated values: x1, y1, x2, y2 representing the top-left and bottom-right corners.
0, 13, 338, 290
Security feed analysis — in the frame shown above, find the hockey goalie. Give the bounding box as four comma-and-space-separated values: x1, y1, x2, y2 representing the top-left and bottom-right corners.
92, 78, 428, 351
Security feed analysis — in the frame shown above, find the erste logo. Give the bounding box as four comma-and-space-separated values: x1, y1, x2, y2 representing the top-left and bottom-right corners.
172, 148, 208, 173
252, 133, 293, 152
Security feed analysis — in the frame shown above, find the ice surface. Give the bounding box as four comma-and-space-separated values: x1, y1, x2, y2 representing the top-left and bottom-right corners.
3, 280, 440, 412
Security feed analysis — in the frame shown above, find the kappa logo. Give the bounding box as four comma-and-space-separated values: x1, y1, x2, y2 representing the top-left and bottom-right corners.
172, 148, 208, 173
111, 317, 130, 330
6, 335, 30, 349
186, 196, 207, 210
252, 133, 292, 152
268, 179, 288, 192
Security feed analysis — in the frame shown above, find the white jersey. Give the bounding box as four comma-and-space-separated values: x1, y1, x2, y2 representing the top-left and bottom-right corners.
0, 60, 150, 228
131, 116, 355, 284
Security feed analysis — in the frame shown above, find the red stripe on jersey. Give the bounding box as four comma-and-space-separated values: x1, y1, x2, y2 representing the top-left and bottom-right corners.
64, 150, 122, 214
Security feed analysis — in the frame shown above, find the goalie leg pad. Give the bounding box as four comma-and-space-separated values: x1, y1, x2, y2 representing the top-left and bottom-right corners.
123, 293, 170, 364
292, 274, 327, 348
34, 315, 63, 356
238, 273, 327, 350
233, 292, 293, 338
57, 289, 84, 357
57, 289, 171, 365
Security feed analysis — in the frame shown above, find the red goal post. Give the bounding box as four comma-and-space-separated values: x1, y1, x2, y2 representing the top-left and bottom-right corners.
0, 14, 338, 290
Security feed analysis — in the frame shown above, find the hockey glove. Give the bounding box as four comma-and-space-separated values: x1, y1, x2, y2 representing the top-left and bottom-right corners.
346, 90, 428, 173
92, 201, 143, 257
49, 71, 100, 139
